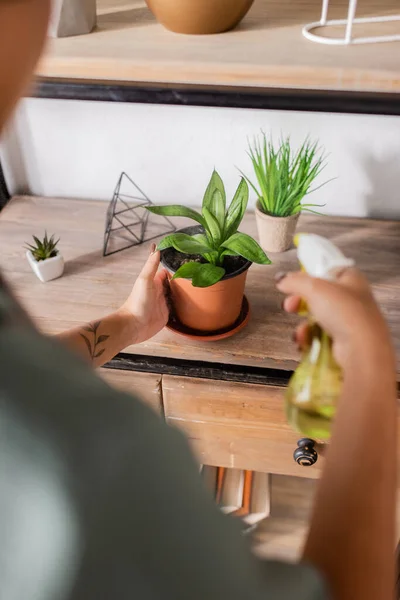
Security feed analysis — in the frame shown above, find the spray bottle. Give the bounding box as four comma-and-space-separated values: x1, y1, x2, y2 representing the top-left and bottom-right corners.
285, 234, 354, 441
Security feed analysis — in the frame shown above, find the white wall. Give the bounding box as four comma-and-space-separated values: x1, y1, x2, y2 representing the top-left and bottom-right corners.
2, 98, 400, 218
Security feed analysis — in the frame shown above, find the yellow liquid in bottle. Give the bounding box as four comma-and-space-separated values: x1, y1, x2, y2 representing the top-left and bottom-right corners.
285, 323, 342, 441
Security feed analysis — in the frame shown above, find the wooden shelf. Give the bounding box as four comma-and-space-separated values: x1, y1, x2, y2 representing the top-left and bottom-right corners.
36, 0, 400, 94
1, 195, 399, 378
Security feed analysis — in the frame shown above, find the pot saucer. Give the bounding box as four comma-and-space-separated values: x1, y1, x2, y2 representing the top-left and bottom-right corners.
166, 296, 250, 342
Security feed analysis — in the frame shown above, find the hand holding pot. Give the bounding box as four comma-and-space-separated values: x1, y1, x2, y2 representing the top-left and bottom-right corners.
119, 244, 170, 345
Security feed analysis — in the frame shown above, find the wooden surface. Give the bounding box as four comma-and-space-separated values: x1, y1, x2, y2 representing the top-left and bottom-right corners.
254, 476, 400, 561
99, 368, 162, 413
253, 475, 316, 561
163, 375, 321, 479
255, 477, 400, 562
1, 195, 399, 376
0, 197, 400, 374
36, 0, 400, 93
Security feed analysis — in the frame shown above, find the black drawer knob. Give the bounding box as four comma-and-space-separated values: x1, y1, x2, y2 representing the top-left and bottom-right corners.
294, 438, 318, 466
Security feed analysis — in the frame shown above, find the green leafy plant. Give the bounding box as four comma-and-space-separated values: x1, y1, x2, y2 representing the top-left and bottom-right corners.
26, 232, 60, 262
147, 170, 271, 288
245, 134, 329, 217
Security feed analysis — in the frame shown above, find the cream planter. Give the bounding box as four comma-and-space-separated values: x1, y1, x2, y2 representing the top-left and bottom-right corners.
27, 251, 65, 283
255, 201, 300, 253
48, 0, 96, 38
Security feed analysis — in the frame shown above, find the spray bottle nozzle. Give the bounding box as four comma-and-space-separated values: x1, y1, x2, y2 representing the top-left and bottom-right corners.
295, 233, 354, 281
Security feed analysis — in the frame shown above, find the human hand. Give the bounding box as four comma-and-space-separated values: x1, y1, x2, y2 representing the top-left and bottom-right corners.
276, 268, 395, 375
118, 244, 170, 345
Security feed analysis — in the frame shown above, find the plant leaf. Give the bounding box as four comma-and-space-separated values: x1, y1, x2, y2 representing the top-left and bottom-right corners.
94, 349, 105, 359
146, 205, 206, 229
157, 235, 178, 251
220, 249, 239, 258
202, 170, 226, 227
158, 233, 213, 255
171, 262, 202, 280
202, 207, 221, 247
173, 235, 213, 255
222, 232, 271, 265
192, 233, 209, 245
157, 233, 210, 254
79, 333, 92, 356
192, 263, 225, 288
224, 178, 249, 239
208, 189, 226, 230
192, 234, 219, 265
97, 335, 110, 343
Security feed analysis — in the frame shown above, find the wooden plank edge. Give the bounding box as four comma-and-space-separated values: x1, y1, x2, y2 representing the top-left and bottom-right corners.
106, 352, 293, 387
31, 78, 400, 116
106, 353, 400, 392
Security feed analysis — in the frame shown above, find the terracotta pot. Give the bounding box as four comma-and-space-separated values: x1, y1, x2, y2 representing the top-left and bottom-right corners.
255, 200, 300, 253
48, 0, 96, 38
146, 0, 254, 34
161, 227, 251, 332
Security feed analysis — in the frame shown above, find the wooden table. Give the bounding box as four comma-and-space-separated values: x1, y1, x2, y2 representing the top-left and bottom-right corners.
1, 195, 399, 481
37, 0, 400, 94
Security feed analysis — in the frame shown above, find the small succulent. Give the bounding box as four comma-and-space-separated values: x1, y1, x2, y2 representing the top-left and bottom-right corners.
26, 232, 60, 262
147, 170, 271, 287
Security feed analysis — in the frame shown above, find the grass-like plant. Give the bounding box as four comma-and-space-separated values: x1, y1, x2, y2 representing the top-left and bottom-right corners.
245, 134, 328, 217
26, 232, 60, 262
147, 170, 270, 288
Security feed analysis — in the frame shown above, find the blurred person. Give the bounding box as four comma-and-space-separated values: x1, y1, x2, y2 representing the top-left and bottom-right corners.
0, 2, 397, 600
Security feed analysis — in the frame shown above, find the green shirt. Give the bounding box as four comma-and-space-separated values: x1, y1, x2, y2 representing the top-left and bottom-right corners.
0, 289, 328, 600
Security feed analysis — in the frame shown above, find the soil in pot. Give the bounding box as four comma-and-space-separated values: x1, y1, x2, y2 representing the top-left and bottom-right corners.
161, 226, 251, 332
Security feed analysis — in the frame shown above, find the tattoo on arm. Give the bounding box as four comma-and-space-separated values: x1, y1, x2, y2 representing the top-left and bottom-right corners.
79, 320, 110, 362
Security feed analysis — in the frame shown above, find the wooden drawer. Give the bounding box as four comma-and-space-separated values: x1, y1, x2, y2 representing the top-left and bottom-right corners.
162, 375, 321, 479
99, 368, 163, 415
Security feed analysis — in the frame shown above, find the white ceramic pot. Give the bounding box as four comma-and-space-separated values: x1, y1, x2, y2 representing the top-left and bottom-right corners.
27, 251, 65, 283
255, 200, 300, 253
48, 0, 97, 38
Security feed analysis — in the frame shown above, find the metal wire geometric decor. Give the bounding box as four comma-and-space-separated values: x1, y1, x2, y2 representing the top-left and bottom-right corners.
103, 172, 175, 257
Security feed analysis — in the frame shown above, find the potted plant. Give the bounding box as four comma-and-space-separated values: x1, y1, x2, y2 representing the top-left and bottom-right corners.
26, 233, 64, 283
147, 171, 270, 333
245, 134, 328, 253
48, 0, 96, 38
145, 0, 254, 35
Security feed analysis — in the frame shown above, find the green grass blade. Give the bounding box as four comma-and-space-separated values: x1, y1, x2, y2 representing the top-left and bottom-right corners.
246, 134, 329, 217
